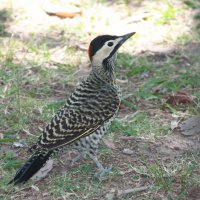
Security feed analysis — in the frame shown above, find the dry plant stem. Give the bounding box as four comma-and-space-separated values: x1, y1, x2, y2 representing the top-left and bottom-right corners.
116, 186, 150, 198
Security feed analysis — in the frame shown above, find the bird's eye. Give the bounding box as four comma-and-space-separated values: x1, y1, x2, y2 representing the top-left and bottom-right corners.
107, 42, 114, 47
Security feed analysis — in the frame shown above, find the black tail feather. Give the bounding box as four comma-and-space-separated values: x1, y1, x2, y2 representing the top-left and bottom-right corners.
9, 150, 53, 184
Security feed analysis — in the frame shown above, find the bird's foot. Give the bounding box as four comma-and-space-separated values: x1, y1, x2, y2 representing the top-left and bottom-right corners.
87, 153, 112, 177
70, 152, 86, 166
94, 166, 112, 177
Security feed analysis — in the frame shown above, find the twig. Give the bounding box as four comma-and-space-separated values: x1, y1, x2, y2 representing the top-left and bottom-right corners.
119, 136, 136, 140
117, 111, 140, 122
119, 136, 155, 142
116, 78, 128, 84
13, 186, 32, 194
116, 186, 150, 198
22, 129, 36, 137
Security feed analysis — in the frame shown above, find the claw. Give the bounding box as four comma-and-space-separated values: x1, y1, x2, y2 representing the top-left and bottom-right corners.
86, 153, 112, 177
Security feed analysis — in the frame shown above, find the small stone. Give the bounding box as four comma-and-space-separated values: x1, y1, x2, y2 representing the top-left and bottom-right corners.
31, 185, 40, 192
32, 108, 43, 115
13, 142, 28, 148
122, 148, 134, 155
0, 133, 3, 139
180, 116, 200, 136
171, 120, 178, 130
43, 193, 49, 197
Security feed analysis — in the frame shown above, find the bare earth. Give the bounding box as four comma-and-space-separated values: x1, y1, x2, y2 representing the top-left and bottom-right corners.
0, 0, 200, 199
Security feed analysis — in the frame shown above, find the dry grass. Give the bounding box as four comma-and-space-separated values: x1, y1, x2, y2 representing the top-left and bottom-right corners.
0, 0, 200, 199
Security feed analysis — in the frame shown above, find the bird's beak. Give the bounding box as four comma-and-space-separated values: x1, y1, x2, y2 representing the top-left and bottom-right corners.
119, 32, 136, 46
108, 32, 136, 59
121, 32, 136, 42
113, 32, 136, 53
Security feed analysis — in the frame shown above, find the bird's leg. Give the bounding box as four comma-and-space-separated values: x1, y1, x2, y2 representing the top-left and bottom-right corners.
87, 153, 112, 177
70, 151, 86, 166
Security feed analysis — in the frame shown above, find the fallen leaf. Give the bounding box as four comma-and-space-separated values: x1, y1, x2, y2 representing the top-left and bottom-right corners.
46, 11, 82, 18
170, 120, 179, 130
45, 6, 82, 19
166, 91, 192, 105
180, 116, 200, 136
31, 159, 54, 182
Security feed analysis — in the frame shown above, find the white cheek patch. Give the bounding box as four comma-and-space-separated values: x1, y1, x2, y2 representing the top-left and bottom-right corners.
92, 47, 112, 66
92, 37, 122, 66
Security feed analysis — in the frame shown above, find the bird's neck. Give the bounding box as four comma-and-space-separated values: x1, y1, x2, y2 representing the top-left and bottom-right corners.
90, 56, 117, 84
90, 62, 116, 85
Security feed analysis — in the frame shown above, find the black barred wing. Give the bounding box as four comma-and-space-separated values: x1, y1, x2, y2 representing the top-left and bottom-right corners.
38, 82, 120, 149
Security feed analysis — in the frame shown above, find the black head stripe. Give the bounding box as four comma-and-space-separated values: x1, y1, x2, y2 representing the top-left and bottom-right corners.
89, 35, 118, 58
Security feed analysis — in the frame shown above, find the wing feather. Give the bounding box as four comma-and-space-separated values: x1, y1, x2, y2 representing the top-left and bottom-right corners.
38, 81, 120, 149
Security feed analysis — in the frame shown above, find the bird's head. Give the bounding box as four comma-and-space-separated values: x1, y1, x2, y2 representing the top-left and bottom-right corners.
88, 32, 135, 68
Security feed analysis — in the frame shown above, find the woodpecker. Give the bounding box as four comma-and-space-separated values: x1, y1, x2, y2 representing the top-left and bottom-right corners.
9, 32, 135, 184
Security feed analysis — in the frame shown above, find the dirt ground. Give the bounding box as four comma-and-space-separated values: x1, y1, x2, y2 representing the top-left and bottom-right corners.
0, 0, 200, 199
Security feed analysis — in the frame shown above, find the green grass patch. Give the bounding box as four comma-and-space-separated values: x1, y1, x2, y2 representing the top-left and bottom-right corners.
0, 1, 200, 199
155, 3, 176, 25
117, 53, 153, 77
0, 151, 23, 171
49, 173, 87, 196
110, 112, 170, 137
149, 163, 173, 192
129, 54, 200, 103
132, 153, 199, 196
48, 164, 103, 198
